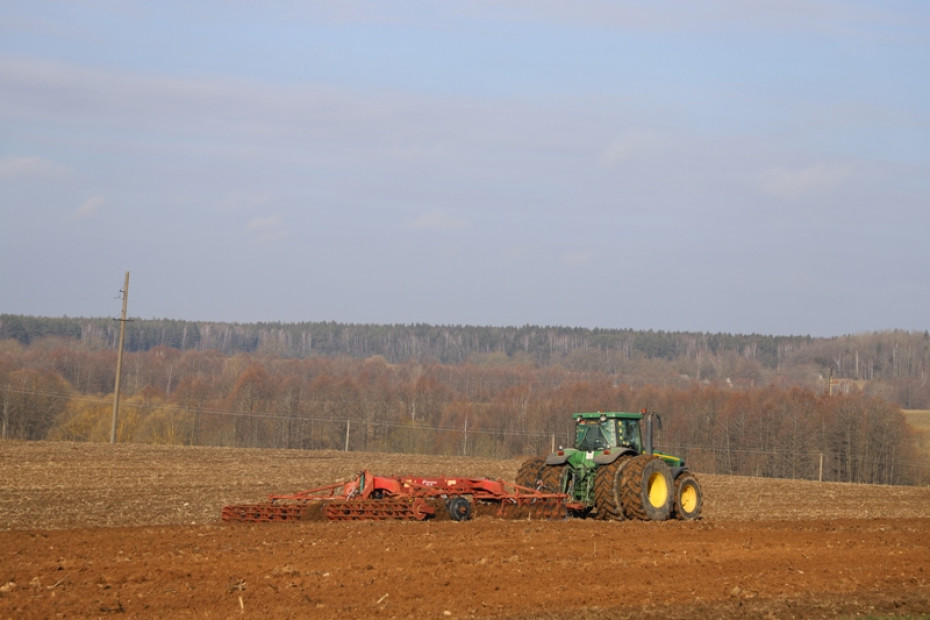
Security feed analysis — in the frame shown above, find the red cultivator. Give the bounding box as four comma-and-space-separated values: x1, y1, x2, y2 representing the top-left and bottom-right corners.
221, 470, 574, 523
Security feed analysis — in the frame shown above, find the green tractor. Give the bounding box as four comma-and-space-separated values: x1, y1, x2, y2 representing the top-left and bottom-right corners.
516, 411, 702, 521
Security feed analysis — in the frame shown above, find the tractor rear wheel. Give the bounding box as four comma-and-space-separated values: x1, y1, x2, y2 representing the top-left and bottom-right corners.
673, 473, 703, 520
538, 464, 566, 494
620, 455, 673, 521
516, 456, 546, 490
593, 456, 632, 520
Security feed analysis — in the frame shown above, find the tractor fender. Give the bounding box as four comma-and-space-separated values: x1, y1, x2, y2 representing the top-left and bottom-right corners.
592, 448, 637, 465
545, 452, 570, 465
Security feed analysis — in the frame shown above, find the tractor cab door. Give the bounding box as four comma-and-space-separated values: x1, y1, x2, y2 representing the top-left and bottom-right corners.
615, 418, 643, 452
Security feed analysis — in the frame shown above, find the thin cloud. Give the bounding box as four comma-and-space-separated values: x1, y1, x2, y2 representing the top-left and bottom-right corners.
563, 251, 592, 266
246, 215, 287, 243
506, 245, 531, 260
471, 1, 916, 39
0, 55, 470, 159
601, 129, 669, 165
0, 155, 69, 179
72, 195, 104, 219
216, 193, 272, 211
408, 211, 469, 230
760, 162, 854, 199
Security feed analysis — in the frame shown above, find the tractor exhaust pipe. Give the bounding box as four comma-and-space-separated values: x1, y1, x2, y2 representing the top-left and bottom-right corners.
643, 410, 661, 455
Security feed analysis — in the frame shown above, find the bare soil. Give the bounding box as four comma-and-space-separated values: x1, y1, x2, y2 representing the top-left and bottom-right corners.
2, 441, 930, 619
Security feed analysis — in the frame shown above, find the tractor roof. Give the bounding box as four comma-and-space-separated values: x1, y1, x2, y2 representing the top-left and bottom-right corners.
573, 411, 643, 421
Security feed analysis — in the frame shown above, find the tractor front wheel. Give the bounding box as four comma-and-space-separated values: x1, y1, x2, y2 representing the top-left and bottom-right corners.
673, 473, 703, 520
620, 455, 673, 521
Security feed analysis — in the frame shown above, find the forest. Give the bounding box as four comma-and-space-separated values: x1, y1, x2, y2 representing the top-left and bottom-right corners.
0, 314, 926, 486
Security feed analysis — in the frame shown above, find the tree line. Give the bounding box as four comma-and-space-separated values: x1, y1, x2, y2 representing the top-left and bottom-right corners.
0, 338, 924, 485
2, 314, 928, 408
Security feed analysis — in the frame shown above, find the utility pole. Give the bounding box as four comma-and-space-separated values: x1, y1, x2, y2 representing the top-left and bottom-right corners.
1, 384, 8, 440
110, 271, 129, 444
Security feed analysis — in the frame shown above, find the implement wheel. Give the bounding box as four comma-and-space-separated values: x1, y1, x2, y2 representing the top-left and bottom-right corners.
593, 456, 632, 521
620, 455, 673, 521
516, 456, 546, 490
673, 473, 703, 520
447, 496, 473, 522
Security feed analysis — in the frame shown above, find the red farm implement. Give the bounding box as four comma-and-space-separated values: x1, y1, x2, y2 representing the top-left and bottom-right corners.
221, 470, 576, 523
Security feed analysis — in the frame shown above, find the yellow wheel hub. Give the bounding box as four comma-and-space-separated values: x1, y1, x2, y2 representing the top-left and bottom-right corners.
679, 483, 697, 513
646, 471, 669, 508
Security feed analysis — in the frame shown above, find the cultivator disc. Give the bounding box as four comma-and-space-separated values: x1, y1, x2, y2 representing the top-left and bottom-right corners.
221, 503, 309, 523
221, 498, 436, 523
478, 497, 570, 520
322, 498, 435, 521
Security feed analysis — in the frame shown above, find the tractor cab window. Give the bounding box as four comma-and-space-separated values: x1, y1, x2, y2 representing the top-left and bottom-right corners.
575, 420, 612, 451
616, 419, 643, 452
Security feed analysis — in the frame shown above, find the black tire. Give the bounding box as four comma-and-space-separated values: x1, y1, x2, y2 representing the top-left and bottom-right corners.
673, 473, 703, 520
447, 496, 473, 522
539, 464, 566, 494
620, 455, 673, 521
515, 456, 546, 490
593, 456, 632, 521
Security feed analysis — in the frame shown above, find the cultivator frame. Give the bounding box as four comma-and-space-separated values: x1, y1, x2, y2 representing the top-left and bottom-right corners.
221, 470, 576, 523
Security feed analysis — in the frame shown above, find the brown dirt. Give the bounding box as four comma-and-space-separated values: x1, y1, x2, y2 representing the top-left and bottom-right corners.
2, 441, 930, 619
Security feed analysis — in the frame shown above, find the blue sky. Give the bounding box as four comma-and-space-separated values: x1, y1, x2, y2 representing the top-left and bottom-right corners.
1, 1, 928, 337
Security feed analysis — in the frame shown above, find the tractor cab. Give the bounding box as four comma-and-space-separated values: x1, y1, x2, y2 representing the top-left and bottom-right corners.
573, 412, 643, 453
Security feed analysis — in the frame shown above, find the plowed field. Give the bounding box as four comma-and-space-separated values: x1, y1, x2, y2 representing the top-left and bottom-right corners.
2, 441, 930, 619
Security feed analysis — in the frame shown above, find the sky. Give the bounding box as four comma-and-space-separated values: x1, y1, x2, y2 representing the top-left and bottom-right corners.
1, 1, 928, 337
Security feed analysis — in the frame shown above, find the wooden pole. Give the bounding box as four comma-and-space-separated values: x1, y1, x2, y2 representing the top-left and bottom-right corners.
1, 384, 8, 440
110, 272, 129, 444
